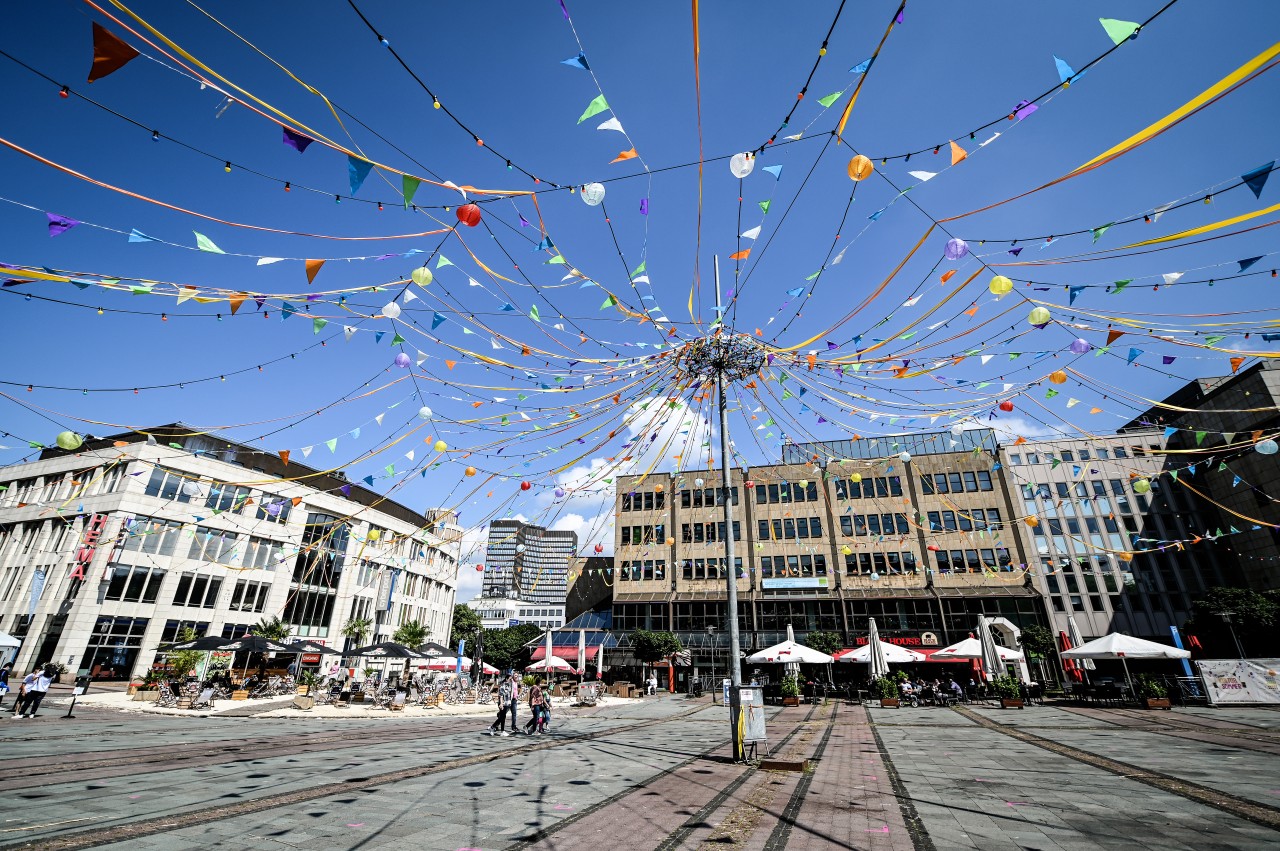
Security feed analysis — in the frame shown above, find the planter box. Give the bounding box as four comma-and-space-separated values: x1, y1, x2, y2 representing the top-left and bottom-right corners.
231, 690, 249, 701
133, 690, 159, 702
296, 686, 310, 695
781, 696, 801, 707
126, 684, 140, 696
1000, 698, 1025, 709
880, 698, 900, 708
1144, 697, 1172, 710
351, 693, 366, 703
293, 696, 315, 711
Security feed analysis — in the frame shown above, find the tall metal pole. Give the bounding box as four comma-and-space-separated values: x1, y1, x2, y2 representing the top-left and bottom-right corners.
713, 256, 745, 762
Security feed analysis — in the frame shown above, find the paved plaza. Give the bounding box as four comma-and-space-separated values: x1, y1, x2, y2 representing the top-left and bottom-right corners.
0, 689, 1277, 850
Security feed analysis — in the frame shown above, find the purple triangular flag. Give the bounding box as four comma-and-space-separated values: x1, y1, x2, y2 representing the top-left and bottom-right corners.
282, 126, 313, 153
47, 213, 79, 237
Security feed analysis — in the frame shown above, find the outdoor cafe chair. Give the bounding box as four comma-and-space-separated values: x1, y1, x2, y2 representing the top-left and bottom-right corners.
191, 688, 215, 710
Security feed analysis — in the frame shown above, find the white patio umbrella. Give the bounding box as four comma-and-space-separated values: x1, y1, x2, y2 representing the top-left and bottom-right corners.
744, 640, 835, 665
838, 640, 927, 666
977, 616, 1008, 682
526, 655, 575, 673
867, 618, 891, 679
1061, 632, 1189, 695
1066, 616, 1096, 678
0, 631, 19, 648
933, 636, 1024, 662
577, 629, 586, 685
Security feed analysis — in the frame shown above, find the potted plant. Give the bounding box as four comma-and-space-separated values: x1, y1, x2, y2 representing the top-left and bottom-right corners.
1134, 674, 1171, 710
874, 677, 900, 708
297, 671, 321, 696
134, 669, 164, 701
991, 674, 1024, 709
780, 674, 802, 707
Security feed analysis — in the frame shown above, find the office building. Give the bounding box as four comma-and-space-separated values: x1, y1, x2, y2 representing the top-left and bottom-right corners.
0, 424, 462, 679
479, 519, 577, 606
611, 429, 1047, 680
1003, 431, 1233, 643
466, 595, 565, 630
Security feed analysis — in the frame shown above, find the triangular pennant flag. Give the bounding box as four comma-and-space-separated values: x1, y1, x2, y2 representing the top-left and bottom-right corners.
610, 147, 639, 163
1099, 18, 1140, 45
762, 165, 783, 179
1241, 161, 1274, 200
176, 286, 198, 304
1092, 223, 1113, 243
375, 413, 385, 426
1111, 279, 1132, 294
348, 156, 374, 196
343, 325, 356, 341
229, 293, 247, 315
1126, 347, 1142, 364
816, 91, 843, 108
1229, 357, 1245, 373
561, 52, 589, 70
402, 174, 421, 209
758, 200, 771, 214
729, 249, 751, 261
437, 255, 454, 268
194, 231, 225, 254
1238, 256, 1262, 272
1053, 54, 1076, 85
600, 294, 618, 309
1106, 329, 1125, 346
325, 438, 338, 453
304, 259, 325, 285
741, 225, 761, 240
431, 312, 446, 330
390, 333, 406, 345
596, 116, 624, 133
282, 126, 313, 153
908, 170, 936, 182
278, 450, 290, 466
128, 229, 157, 243
1162, 272, 1184, 286
46, 213, 79, 237
949, 140, 968, 166
849, 58, 871, 74
529, 305, 541, 322
577, 94, 609, 124
313, 317, 328, 334
300, 446, 313, 459
88, 22, 139, 83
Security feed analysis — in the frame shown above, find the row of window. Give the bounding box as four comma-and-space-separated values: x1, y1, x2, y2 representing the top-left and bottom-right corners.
923, 508, 1003, 533
621, 491, 665, 512
920, 471, 994, 495
617, 559, 667, 581
682, 487, 740, 508
933, 549, 1014, 572
834, 477, 902, 500
845, 551, 918, 576
105, 565, 273, 613
0, 465, 126, 507
144, 467, 293, 524
121, 516, 291, 570
1009, 445, 1142, 465
841, 513, 911, 537
620, 525, 665, 545
755, 482, 820, 504
757, 517, 823, 540
760, 554, 828, 578
681, 522, 742, 543
682, 557, 742, 580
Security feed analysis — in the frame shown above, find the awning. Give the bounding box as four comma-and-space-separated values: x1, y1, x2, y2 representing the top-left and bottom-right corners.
531, 645, 600, 662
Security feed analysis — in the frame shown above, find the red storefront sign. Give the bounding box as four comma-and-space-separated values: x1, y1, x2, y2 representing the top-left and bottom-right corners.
70, 514, 108, 581
301, 653, 322, 665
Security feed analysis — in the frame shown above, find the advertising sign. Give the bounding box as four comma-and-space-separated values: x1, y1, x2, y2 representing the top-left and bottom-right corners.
761, 577, 830, 590
1199, 659, 1280, 705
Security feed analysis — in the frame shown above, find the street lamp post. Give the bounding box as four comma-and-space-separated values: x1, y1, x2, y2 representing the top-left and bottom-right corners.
1220, 611, 1246, 659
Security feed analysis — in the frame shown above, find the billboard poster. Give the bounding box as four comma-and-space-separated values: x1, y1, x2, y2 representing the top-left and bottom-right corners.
1199, 659, 1280, 705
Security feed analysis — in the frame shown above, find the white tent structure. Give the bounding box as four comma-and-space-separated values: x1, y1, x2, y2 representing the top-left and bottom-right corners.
745, 640, 834, 666
525, 655, 575, 673
1061, 632, 1190, 694
837, 641, 927, 665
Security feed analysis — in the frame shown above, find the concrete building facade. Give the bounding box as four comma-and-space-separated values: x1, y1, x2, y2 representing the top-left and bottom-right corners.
0, 425, 462, 679
480, 519, 577, 606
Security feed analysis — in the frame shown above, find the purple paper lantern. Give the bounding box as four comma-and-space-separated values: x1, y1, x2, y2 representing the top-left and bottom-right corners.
944, 238, 968, 260
393, 353, 411, 368
1069, 338, 1091, 355
554, 487, 566, 498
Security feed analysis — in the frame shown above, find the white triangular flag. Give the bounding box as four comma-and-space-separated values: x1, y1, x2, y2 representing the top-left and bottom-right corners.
907, 170, 937, 182
343, 326, 356, 342
1162, 272, 1184, 286
903, 295, 921, 307
301, 446, 313, 459
256, 257, 284, 265
632, 275, 650, 284
1066, 398, 1080, 408
403, 290, 418, 302
375, 413, 385, 426
741, 225, 761, 240
1152, 202, 1174, 222
416, 350, 428, 366
468, 278, 482, 287
830, 246, 848, 265
519, 412, 531, 421
596, 117, 624, 133
490, 337, 504, 349
979, 132, 1001, 147
981, 355, 993, 365
1003, 383, 1013, 392
553, 323, 565, 331
405, 450, 415, 461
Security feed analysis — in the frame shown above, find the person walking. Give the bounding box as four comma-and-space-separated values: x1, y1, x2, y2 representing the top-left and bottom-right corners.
489, 671, 520, 736
13, 666, 53, 718
525, 680, 546, 735
0, 662, 10, 710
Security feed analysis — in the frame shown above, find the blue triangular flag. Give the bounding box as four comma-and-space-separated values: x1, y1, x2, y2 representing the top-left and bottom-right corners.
1053, 54, 1076, 85
128, 229, 158, 243
1164, 426, 1177, 439
1241, 161, 1274, 200
1126, 347, 1142, 364
432, 312, 446, 330
1069, 286, 1085, 305
363, 475, 375, 487
560, 52, 589, 71
280, 301, 296, 320
348, 156, 374, 196
849, 58, 871, 74
374, 331, 385, 343
762, 165, 783, 179
1238, 256, 1262, 272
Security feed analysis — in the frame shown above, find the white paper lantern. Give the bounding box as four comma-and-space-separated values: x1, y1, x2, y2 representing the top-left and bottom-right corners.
581, 183, 606, 206
383, 301, 402, 320
729, 152, 755, 179
418, 406, 433, 420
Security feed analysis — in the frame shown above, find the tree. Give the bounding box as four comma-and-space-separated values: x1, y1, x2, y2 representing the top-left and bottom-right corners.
482, 623, 544, 672
341, 617, 371, 647
630, 630, 683, 664
167, 627, 204, 682
252, 616, 290, 641
392, 620, 429, 648
449, 604, 482, 649
1017, 625, 1056, 660
805, 630, 844, 656
1188, 587, 1278, 656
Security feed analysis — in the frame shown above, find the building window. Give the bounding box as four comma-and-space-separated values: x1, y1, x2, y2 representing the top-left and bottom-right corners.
229, 579, 271, 613
79, 616, 149, 679
188, 526, 240, 563
255, 497, 293, 524
1010, 454, 1022, 465
121, 517, 185, 556
143, 467, 195, 503
172, 573, 222, 608
104, 565, 165, 603
206, 483, 252, 513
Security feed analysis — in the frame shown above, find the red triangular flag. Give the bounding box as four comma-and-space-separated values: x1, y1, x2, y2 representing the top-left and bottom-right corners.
88, 23, 140, 83
278, 450, 290, 466
1106, 329, 1125, 346
305, 259, 325, 285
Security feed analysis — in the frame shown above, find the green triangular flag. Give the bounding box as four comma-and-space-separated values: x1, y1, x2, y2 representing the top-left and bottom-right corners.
782, 389, 794, 400
313, 317, 328, 334
1112, 279, 1132, 294
385, 464, 395, 476
390, 333, 406, 345
402, 174, 420, 209
1217, 462, 1228, 472
529, 305, 541, 322
1045, 389, 1059, 398
1169, 469, 1178, 481
816, 91, 843, 108
577, 94, 609, 124
1204, 335, 1225, 345
437, 255, 454, 269
1195, 430, 1206, 445
758, 200, 771, 214
600, 294, 618, 309
1051, 458, 1061, 468
1099, 18, 1139, 45
631, 261, 646, 277
325, 438, 338, 453
546, 255, 566, 265
1091, 223, 1113, 243
194, 231, 225, 254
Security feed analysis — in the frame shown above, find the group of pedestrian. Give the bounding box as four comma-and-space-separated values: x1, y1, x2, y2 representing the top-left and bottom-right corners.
2, 662, 55, 718
487, 671, 551, 736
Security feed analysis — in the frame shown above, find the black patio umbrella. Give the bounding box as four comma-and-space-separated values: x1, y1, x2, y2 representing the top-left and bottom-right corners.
417, 642, 453, 659
286, 639, 340, 655
163, 635, 296, 654
346, 641, 424, 682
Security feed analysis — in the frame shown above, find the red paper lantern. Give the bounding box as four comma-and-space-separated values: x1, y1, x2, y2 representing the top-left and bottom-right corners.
927, 544, 940, 552
998, 400, 1015, 412
456, 203, 482, 227
520, 481, 532, 491
594, 543, 604, 553
475, 564, 484, 572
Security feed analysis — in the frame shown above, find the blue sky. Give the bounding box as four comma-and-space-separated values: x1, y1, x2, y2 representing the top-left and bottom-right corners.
2, 1, 1278, 598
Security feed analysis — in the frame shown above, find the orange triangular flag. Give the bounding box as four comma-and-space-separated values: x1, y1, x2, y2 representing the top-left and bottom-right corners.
729, 249, 751, 260
1106, 329, 1125, 346
278, 450, 290, 466
1089, 407, 1102, 414
445, 360, 457, 370
964, 306, 979, 317
941, 269, 956, 283
949, 140, 968, 166
610, 147, 639, 163
305, 259, 325, 285
612, 394, 621, 404
1229, 357, 1244, 373
229, 293, 247, 315
522, 345, 531, 356
88, 22, 139, 83
291, 497, 303, 506
806, 354, 816, 370
755, 328, 763, 336
1013, 436, 1027, 446
472, 401, 483, 408
744, 380, 757, 389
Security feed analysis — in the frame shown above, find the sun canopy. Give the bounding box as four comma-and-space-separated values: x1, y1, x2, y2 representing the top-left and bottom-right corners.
932, 636, 1023, 661
345, 641, 424, 659
525, 655, 576, 672
836, 641, 927, 664
745, 640, 834, 665
1061, 632, 1190, 660
163, 635, 295, 653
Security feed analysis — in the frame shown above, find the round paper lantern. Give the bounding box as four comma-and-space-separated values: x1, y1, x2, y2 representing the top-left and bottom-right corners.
869, 572, 880, 581
1132, 478, 1151, 494
554, 487, 566, 498
475, 564, 484, 572
1028, 306, 1052, 327
847, 155, 874, 181
433, 440, 447, 452
999, 400, 1015, 412
382, 301, 402, 320
944, 238, 968, 260
798, 479, 809, 488
729, 152, 755, 178
694, 478, 705, 487
1069, 338, 1092, 355
181, 481, 202, 497
418, 406, 433, 420
744, 480, 755, 489
654, 484, 663, 493
1117, 552, 1134, 563
1049, 370, 1068, 385
899, 452, 911, 463
849, 473, 862, 483
394, 353, 411, 369
520, 481, 532, 491
1024, 516, 1039, 528
410, 267, 433, 287
950, 423, 965, 436
54, 431, 83, 451
464, 466, 477, 477
456, 203, 482, 227
841, 545, 852, 556
1256, 438, 1279, 456
581, 182, 606, 206
927, 544, 940, 552
666, 537, 675, 546
594, 543, 604, 553
988, 275, 1013, 297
